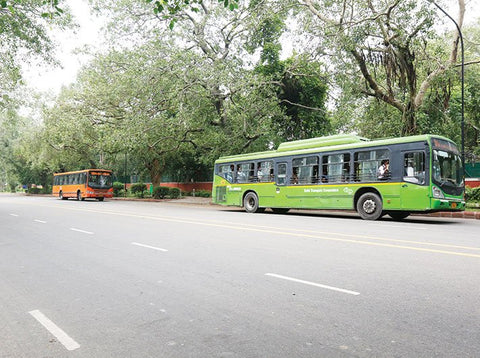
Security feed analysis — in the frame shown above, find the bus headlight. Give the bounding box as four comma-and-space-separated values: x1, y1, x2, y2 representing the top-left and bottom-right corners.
432, 186, 444, 199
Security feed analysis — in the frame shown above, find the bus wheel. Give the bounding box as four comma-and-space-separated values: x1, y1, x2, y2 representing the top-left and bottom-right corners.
98, 197, 104, 202
77, 191, 84, 201
272, 208, 289, 214
59, 191, 67, 200
244, 192, 260, 213
388, 212, 410, 221
357, 192, 383, 220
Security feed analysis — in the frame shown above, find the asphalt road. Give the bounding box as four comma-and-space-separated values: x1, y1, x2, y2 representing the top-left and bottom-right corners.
1, 194, 479, 357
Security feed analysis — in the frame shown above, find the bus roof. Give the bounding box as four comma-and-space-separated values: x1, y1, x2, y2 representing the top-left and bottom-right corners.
53, 169, 112, 176
215, 134, 456, 163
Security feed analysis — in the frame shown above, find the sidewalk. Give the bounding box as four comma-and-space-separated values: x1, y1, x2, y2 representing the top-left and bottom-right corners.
111, 196, 213, 205
427, 210, 480, 220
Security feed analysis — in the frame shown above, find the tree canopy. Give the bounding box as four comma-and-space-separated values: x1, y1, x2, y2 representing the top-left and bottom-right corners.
2, 0, 480, 190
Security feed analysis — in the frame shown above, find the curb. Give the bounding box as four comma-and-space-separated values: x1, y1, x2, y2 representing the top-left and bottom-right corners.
427, 211, 480, 220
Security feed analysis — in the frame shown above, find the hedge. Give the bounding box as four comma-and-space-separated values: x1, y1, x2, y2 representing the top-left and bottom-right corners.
113, 182, 124, 196
153, 186, 170, 199
466, 186, 480, 202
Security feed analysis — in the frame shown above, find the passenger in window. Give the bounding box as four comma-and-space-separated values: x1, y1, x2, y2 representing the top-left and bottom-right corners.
405, 157, 417, 177
320, 167, 328, 183
225, 165, 235, 182
377, 159, 390, 179
237, 165, 246, 183
257, 163, 264, 182
292, 168, 299, 184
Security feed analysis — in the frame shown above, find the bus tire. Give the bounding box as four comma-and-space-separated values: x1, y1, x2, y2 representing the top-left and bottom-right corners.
59, 191, 67, 200
77, 191, 84, 201
272, 208, 289, 214
357, 192, 383, 220
388, 212, 410, 221
244, 192, 260, 213
98, 197, 104, 202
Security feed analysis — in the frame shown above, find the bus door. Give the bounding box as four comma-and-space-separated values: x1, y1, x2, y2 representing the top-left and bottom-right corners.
400, 151, 429, 210
274, 162, 288, 202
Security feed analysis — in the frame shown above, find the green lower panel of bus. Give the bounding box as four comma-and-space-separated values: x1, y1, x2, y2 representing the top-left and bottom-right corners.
213, 180, 464, 213
430, 198, 465, 211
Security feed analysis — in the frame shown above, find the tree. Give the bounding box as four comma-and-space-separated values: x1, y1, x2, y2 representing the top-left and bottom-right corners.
0, 0, 71, 102
40, 40, 282, 186
254, 55, 330, 141
299, 0, 466, 135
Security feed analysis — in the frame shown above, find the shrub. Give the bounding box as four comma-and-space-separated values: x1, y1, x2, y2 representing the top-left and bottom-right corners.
130, 183, 147, 198
195, 189, 211, 198
113, 182, 124, 197
135, 190, 150, 199
466, 187, 480, 203
153, 186, 170, 199
169, 187, 181, 199
28, 187, 41, 194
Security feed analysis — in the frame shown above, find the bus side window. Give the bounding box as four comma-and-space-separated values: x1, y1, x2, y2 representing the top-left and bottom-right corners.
354, 150, 389, 182
323, 153, 349, 183
276, 163, 287, 185
292, 156, 318, 184
219, 164, 234, 182
403, 152, 425, 184
257, 161, 273, 182
237, 163, 252, 183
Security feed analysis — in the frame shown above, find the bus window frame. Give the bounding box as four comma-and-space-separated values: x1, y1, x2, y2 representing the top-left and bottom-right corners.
354, 148, 390, 182
403, 151, 426, 185
322, 152, 351, 183
292, 155, 319, 185
276, 162, 288, 186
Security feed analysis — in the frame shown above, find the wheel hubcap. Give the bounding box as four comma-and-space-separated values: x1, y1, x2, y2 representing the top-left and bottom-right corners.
363, 199, 376, 214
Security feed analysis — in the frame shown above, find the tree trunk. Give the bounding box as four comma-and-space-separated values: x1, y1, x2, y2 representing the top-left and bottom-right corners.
147, 158, 165, 188
402, 101, 417, 136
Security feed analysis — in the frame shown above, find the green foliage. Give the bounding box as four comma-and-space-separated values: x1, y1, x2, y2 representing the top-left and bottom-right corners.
256, 55, 331, 141
113, 181, 124, 196
144, 0, 238, 28
465, 187, 480, 203
193, 189, 211, 198
169, 187, 181, 199
354, 100, 404, 139
153, 186, 170, 199
130, 183, 147, 198
297, 0, 462, 136
27, 187, 41, 194
0, 0, 72, 98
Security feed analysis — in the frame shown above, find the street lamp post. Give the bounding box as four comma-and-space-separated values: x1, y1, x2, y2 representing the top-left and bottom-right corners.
430, 1, 465, 177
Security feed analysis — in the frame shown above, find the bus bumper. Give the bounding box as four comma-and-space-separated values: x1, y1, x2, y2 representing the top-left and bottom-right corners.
430, 198, 465, 211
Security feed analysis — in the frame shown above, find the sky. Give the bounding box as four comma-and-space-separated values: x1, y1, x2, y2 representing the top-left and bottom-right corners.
22, 0, 480, 95
22, 0, 104, 94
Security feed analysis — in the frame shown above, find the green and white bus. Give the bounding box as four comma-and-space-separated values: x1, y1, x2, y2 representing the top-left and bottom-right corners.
212, 134, 465, 220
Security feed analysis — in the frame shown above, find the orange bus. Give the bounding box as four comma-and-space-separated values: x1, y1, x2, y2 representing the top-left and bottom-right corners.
52, 169, 114, 201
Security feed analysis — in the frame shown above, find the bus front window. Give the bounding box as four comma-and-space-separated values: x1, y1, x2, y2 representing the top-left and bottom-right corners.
432, 150, 463, 193
88, 173, 113, 189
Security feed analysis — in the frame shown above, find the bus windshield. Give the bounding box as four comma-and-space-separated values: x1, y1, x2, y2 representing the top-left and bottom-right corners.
432, 149, 463, 192
88, 172, 113, 189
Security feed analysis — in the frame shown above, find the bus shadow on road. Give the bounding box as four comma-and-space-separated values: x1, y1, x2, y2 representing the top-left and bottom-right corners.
218, 207, 461, 225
